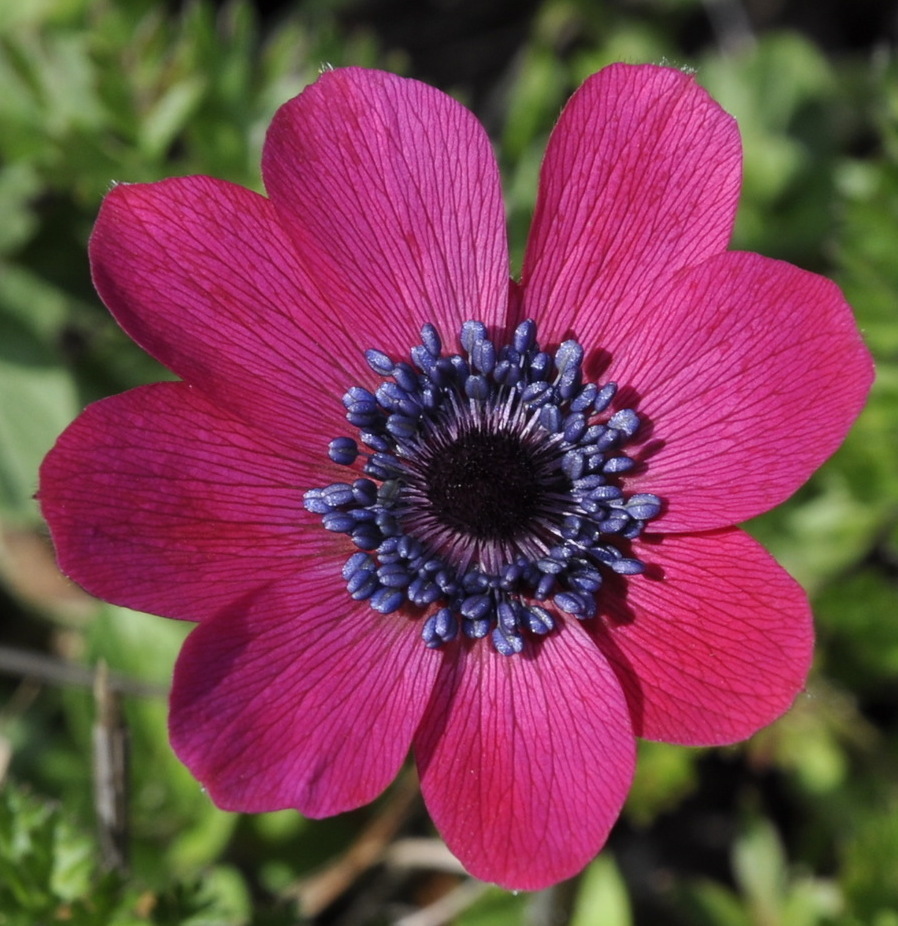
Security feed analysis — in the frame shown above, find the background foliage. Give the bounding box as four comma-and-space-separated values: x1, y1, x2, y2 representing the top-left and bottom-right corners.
1, 0, 896, 923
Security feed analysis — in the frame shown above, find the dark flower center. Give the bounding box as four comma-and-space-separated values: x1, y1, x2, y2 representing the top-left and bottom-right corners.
425, 427, 546, 541
304, 319, 662, 655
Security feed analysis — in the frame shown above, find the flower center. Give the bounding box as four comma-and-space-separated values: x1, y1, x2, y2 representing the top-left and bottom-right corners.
304, 319, 662, 656
426, 427, 542, 541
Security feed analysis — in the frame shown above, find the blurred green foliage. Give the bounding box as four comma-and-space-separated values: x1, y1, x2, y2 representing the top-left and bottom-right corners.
1, 0, 897, 923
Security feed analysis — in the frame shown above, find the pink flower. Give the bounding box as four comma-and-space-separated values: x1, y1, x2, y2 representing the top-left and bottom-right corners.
39, 64, 872, 890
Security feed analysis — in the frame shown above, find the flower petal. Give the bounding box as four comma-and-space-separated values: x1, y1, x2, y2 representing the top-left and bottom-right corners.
613, 252, 874, 530
414, 622, 634, 891
39, 382, 344, 621
521, 63, 741, 342
263, 67, 509, 340
89, 176, 366, 446
589, 529, 814, 745
170, 582, 440, 816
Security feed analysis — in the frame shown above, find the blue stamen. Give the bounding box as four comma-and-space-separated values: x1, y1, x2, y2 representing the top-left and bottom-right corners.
304, 320, 662, 655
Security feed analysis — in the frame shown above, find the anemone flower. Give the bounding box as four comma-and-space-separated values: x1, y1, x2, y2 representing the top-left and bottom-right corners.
39, 63, 873, 890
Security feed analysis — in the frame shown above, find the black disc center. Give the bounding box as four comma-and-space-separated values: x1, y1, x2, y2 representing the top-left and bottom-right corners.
425, 427, 548, 541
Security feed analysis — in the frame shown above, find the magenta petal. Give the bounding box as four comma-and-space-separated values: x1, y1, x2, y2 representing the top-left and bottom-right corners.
521, 63, 741, 342
263, 68, 509, 340
39, 382, 342, 620
613, 252, 875, 530
89, 176, 358, 446
591, 529, 814, 745
170, 582, 440, 816
414, 622, 634, 890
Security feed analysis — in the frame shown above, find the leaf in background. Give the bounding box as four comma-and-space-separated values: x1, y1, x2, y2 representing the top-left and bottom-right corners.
0, 163, 41, 255
0, 267, 79, 524
625, 741, 700, 828
569, 855, 632, 926
0, 783, 93, 918
137, 76, 207, 162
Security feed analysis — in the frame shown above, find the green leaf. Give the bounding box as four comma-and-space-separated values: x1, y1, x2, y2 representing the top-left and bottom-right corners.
570, 855, 632, 926
0, 266, 79, 523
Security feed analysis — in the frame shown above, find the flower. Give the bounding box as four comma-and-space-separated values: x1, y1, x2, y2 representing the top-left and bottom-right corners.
39, 63, 873, 890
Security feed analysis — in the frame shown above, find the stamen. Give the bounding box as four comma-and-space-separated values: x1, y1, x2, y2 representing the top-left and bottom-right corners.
304, 320, 662, 656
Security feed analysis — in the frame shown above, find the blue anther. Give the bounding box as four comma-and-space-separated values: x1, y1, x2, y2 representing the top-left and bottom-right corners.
526, 605, 555, 635
465, 375, 489, 400
492, 359, 515, 385
411, 345, 438, 376
378, 536, 400, 558
610, 558, 646, 575
608, 408, 641, 438
536, 556, 565, 575
377, 563, 413, 588
460, 594, 492, 620
554, 340, 584, 376
376, 382, 420, 417
397, 536, 422, 559
594, 429, 623, 452
492, 627, 525, 656
433, 608, 457, 640
386, 414, 420, 441
563, 413, 587, 443
370, 587, 405, 613
472, 338, 496, 374
460, 321, 488, 352
513, 319, 536, 352
365, 349, 394, 375
422, 608, 457, 647
377, 480, 401, 505
393, 362, 419, 393
529, 351, 552, 380
581, 424, 607, 446
448, 354, 470, 382
497, 600, 519, 633
347, 570, 378, 599
328, 437, 359, 465
350, 524, 380, 549
534, 573, 556, 598
571, 383, 598, 413
499, 561, 524, 585
598, 515, 630, 534
409, 576, 441, 605
352, 479, 378, 506
321, 482, 355, 505
553, 590, 595, 618
561, 450, 585, 481
555, 341, 584, 399
539, 405, 562, 432
422, 615, 441, 648
342, 551, 372, 579
360, 431, 391, 452
323, 511, 358, 533
603, 456, 635, 474
594, 382, 618, 412
567, 567, 603, 592
464, 617, 491, 639
626, 494, 663, 520
343, 386, 378, 414
522, 381, 554, 408
558, 366, 581, 399
302, 490, 330, 515
420, 323, 442, 357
